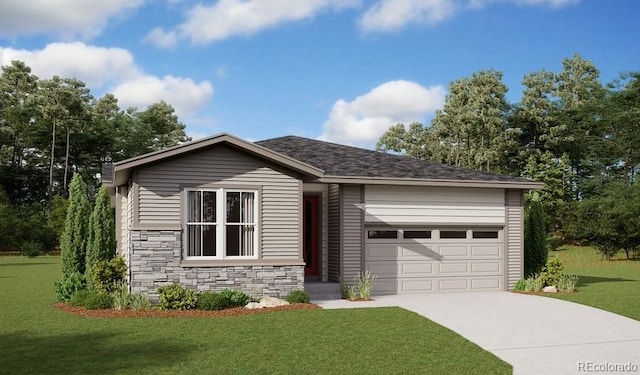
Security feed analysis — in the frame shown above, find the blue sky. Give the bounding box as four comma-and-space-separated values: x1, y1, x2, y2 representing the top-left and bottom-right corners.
1, 0, 638, 148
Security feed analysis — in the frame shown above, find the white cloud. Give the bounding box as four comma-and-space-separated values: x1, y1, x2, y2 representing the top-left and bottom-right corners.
112, 76, 213, 118
0, 42, 213, 118
0, 0, 143, 39
359, 0, 456, 32
360, 0, 580, 32
146, 0, 361, 47
0, 43, 139, 88
320, 80, 446, 147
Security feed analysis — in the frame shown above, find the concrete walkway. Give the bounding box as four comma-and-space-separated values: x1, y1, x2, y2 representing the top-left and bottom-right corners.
315, 292, 640, 375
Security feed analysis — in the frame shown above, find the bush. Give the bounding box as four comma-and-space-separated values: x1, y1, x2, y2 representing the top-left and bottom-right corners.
54, 272, 86, 302
524, 197, 548, 277
111, 282, 132, 310
21, 240, 41, 258
196, 292, 228, 311
220, 288, 249, 307
89, 255, 127, 293
356, 270, 377, 300
286, 289, 310, 304
546, 236, 563, 252
513, 279, 526, 291
523, 276, 544, 292
157, 284, 197, 310
70, 289, 113, 310
539, 257, 564, 287
557, 274, 579, 292
130, 293, 152, 311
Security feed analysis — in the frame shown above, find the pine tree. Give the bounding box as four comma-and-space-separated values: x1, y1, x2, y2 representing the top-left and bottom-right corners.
60, 173, 92, 277
524, 195, 548, 277
86, 185, 116, 276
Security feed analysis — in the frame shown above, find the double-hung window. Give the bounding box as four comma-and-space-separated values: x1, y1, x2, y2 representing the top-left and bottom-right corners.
185, 189, 257, 259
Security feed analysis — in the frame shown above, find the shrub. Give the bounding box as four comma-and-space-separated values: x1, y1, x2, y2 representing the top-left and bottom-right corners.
60, 173, 92, 277
338, 275, 350, 299
54, 272, 86, 302
89, 255, 127, 293
356, 270, 377, 300
546, 236, 563, 252
220, 288, 249, 308
196, 292, 228, 311
130, 293, 152, 311
157, 284, 197, 310
557, 274, 579, 292
539, 257, 564, 287
70, 289, 113, 310
111, 281, 132, 310
21, 240, 41, 258
524, 197, 548, 277
513, 279, 526, 291
86, 185, 116, 273
523, 276, 543, 292
286, 289, 310, 304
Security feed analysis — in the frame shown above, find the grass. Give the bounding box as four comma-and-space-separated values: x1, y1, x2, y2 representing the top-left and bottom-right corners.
0, 256, 510, 375
547, 245, 640, 321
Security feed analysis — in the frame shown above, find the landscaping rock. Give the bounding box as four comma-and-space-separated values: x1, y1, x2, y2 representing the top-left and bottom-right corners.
542, 286, 558, 293
259, 296, 290, 308
245, 297, 290, 309
245, 302, 262, 310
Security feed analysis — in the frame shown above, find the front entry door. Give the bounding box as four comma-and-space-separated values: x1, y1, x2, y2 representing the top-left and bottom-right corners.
303, 196, 319, 276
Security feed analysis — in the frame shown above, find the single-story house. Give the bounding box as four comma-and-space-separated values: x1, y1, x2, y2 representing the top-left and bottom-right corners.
104, 133, 542, 298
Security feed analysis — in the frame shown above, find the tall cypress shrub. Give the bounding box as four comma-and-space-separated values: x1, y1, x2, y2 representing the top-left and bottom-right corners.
86, 185, 116, 276
60, 173, 92, 278
524, 195, 547, 277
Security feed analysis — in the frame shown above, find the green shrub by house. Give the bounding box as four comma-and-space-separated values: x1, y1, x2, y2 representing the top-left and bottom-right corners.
157, 284, 198, 310
196, 292, 229, 311
286, 289, 310, 304
524, 197, 548, 277
60, 174, 92, 277
89, 255, 126, 293
86, 185, 116, 276
54, 272, 86, 302
220, 289, 249, 307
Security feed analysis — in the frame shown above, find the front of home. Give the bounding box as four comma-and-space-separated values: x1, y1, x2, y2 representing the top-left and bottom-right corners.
104, 133, 541, 298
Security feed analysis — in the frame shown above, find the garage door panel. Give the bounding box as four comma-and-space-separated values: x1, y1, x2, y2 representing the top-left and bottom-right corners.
366, 244, 398, 260
438, 246, 469, 257
471, 245, 502, 257
400, 245, 438, 259
375, 279, 399, 294
401, 279, 434, 292
366, 262, 399, 278
401, 262, 434, 276
438, 262, 468, 274
471, 261, 502, 273
471, 278, 502, 290
438, 279, 469, 291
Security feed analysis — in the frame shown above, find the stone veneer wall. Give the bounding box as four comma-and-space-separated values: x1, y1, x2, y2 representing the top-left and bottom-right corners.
130, 230, 304, 299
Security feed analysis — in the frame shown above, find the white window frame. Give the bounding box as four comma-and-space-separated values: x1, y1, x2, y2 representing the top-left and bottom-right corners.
183, 188, 259, 260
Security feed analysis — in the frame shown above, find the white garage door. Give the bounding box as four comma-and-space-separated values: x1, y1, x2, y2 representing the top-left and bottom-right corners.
365, 228, 504, 294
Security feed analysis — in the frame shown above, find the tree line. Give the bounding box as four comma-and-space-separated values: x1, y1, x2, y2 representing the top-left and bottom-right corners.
0, 60, 190, 252
377, 54, 640, 260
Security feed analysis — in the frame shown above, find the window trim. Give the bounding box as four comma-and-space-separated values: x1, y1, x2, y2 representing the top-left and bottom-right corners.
183, 188, 259, 260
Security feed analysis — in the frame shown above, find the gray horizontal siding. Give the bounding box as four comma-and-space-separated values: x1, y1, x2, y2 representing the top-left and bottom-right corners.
506, 189, 523, 290
342, 184, 363, 281
327, 184, 340, 282
133, 145, 301, 259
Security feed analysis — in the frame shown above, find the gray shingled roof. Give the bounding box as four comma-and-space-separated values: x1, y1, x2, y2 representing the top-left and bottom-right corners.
256, 136, 528, 182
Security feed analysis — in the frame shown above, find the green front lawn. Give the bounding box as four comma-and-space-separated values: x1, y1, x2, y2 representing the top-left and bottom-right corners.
548, 246, 640, 321
0, 257, 510, 375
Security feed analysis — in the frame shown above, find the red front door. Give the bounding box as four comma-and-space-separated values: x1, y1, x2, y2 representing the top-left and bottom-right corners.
303, 196, 319, 276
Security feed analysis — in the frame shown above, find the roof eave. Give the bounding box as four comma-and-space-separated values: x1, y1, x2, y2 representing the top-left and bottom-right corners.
317, 175, 544, 189
111, 133, 324, 186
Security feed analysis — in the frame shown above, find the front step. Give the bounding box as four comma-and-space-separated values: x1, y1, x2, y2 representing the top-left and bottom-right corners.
305, 282, 342, 301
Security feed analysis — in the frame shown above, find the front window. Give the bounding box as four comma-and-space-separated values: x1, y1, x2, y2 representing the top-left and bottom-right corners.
185, 189, 257, 259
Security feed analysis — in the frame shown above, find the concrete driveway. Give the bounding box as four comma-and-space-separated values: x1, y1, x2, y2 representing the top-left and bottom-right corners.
316, 292, 640, 375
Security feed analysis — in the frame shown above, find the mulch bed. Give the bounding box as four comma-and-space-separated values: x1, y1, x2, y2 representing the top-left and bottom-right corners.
55, 303, 321, 318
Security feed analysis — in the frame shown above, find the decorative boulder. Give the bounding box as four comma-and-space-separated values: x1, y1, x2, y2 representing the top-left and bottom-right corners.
542, 285, 558, 293
245, 296, 290, 309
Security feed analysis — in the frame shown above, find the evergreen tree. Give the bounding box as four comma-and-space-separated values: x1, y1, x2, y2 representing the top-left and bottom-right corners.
60, 173, 91, 277
86, 185, 116, 276
524, 195, 547, 277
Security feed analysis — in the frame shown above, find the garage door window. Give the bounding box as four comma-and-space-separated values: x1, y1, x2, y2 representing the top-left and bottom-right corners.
368, 230, 398, 239
403, 230, 431, 239
440, 230, 467, 239
473, 231, 499, 239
